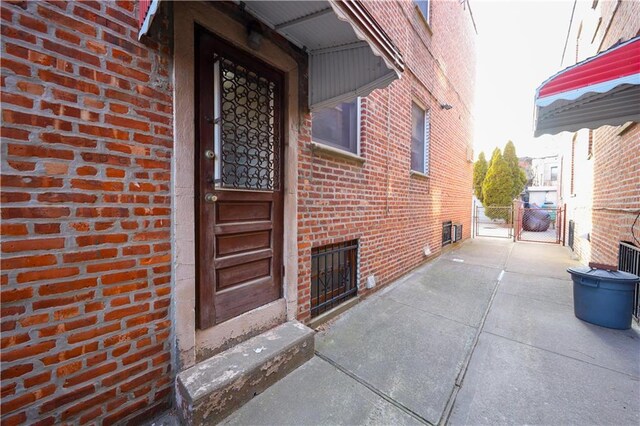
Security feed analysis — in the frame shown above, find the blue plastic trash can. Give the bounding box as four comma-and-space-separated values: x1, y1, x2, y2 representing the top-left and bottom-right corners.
567, 267, 639, 330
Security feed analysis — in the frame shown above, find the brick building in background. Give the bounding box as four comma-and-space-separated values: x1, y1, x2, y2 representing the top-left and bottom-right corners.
1, 1, 477, 424
535, 0, 639, 269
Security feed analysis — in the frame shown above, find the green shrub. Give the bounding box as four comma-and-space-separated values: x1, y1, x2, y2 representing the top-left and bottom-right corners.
503, 141, 527, 199
482, 148, 513, 221
473, 152, 488, 202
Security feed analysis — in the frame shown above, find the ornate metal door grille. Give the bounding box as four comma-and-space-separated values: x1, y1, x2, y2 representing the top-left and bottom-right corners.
215, 55, 280, 191
310, 240, 358, 317
196, 27, 284, 328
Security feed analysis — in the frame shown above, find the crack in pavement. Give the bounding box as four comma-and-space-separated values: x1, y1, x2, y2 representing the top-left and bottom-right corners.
440, 242, 516, 425
314, 351, 433, 425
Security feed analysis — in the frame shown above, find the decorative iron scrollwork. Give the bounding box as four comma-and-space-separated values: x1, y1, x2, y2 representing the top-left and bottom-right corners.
217, 56, 279, 191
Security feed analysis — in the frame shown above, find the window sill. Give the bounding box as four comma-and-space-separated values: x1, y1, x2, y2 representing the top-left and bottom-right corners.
617, 121, 635, 136
310, 141, 365, 164
410, 170, 430, 179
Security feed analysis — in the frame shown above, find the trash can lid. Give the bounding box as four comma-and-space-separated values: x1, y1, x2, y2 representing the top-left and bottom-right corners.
567, 266, 640, 282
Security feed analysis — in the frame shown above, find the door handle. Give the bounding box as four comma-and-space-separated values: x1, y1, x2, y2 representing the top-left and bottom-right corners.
204, 193, 217, 203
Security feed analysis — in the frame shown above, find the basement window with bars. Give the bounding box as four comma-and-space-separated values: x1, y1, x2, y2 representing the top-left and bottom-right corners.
310, 240, 358, 317
442, 221, 452, 246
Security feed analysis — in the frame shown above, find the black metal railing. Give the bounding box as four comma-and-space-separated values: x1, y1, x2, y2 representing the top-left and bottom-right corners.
310, 240, 358, 317
568, 220, 575, 250
618, 241, 640, 323
442, 221, 452, 246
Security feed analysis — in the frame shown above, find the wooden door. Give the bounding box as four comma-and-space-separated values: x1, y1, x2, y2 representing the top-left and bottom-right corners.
196, 28, 284, 329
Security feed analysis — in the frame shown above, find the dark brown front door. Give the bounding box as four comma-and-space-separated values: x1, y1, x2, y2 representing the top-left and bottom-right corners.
196, 27, 284, 329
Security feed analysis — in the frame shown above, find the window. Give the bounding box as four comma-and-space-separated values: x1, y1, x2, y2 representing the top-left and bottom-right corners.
442, 221, 452, 246
415, 0, 430, 23
310, 240, 358, 317
587, 129, 593, 158
550, 166, 558, 182
214, 57, 279, 190
411, 102, 430, 174
311, 99, 360, 154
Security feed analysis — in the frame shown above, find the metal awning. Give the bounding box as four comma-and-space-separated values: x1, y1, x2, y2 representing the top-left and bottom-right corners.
138, 1, 404, 110
242, 0, 405, 111
138, 0, 160, 40
534, 35, 640, 137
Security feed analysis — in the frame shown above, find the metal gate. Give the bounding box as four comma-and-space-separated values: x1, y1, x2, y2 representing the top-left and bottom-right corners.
515, 206, 563, 244
473, 204, 513, 239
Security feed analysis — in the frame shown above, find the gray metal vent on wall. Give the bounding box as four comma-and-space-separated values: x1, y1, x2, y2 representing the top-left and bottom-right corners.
452, 224, 462, 243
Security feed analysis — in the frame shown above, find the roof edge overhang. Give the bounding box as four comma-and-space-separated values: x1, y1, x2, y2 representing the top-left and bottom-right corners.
139, 1, 405, 110
534, 36, 640, 137
240, 0, 405, 111
328, 0, 404, 74
306, 0, 404, 110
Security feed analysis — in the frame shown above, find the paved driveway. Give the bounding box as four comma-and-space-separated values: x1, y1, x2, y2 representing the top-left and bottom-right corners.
225, 238, 640, 425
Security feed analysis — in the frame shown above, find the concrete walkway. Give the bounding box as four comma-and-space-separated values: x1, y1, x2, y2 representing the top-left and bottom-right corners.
224, 238, 640, 425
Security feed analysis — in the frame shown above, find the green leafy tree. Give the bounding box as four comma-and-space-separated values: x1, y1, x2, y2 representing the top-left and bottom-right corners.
473, 152, 488, 202
503, 141, 527, 199
482, 148, 513, 221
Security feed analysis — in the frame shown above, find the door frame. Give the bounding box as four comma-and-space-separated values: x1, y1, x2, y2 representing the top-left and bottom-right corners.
195, 26, 285, 329
173, 2, 300, 369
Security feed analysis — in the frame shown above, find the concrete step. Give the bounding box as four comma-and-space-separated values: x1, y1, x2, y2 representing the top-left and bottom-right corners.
176, 321, 314, 425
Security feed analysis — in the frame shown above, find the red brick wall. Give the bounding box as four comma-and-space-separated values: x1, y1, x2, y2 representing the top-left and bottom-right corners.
296, 0, 476, 321
591, 123, 640, 266
1, 1, 173, 424
588, 0, 640, 266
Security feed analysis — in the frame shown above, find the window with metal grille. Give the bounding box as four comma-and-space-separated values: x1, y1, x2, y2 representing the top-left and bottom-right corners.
311, 240, 358, 317
442, 221, 452, 246
618, 241, 640, 323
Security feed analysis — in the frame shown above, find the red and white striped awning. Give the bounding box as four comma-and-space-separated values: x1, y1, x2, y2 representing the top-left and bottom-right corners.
534, 35, 640, 137
138, 0, 160, 40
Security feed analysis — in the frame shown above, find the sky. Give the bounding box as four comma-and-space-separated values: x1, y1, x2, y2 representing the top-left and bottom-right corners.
471, 0, 576, 159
